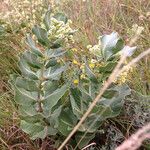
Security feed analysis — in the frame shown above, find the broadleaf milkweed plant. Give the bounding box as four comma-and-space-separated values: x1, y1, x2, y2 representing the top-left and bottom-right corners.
10, 9, 136, 149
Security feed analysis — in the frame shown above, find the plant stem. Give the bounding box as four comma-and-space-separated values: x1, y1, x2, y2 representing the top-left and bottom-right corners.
37, 65, 45, 112
37, 80, 43, 112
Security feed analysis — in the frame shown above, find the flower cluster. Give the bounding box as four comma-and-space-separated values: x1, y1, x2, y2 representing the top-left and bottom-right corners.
127, 24, 144, 41
87, 41, 101, 57
47, 17, 75, 44
115, 60, 133, 84
131, 24, 144, 36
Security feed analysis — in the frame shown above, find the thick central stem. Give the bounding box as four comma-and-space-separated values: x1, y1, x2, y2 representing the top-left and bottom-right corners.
37, 65, 45, 112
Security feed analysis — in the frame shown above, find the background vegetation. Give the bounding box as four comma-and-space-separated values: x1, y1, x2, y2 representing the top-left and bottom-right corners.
0, 0, 149, 149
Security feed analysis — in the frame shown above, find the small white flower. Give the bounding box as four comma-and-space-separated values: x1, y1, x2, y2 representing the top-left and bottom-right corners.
87, 45, 92, 49
91, 59, 97, 63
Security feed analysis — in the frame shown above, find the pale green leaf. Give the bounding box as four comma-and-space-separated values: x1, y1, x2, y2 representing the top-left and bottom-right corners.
15, 77, 38, 91
43, 84, 68, 113
22, 51, 42, 69
58, 108, 77, 136
19, 58, 38, 80
43, 9, 51, 30
100, 32, 124, 60
32, 25, 50, 46
26, 34, 43, 57
44, 65, 67, 80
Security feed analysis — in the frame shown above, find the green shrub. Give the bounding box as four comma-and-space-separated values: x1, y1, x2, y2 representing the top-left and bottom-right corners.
9, 9, 136, 149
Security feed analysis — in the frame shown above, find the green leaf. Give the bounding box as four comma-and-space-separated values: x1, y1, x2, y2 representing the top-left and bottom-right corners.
26, 34, 43, 57
113, 38, 124, 54
48, 106, 62, 128
103, 89, 118, 99
11, 76, 38, 107
70, 87, 88, 119
90, 104, 113, 121
15, 77, 38, 91
45, 59, 57, 68
21, 114, 44, 123
75, 132, 95, 149
44, 65, 67, 80
14, 85, 37, 105
19, 58, 38, 80
20, 120, 57, 140
45, 48, 66, 58
58, 108, 77, 136
43, 80, 59, 97
70, 87, 105, 133
14, 88, 38, 116
100, 32, 124, 60
43, 9, 51, 30
9, 74, 18, 87
99, 61, 117, 73
50, 48, 66, 58
78, 105, 112, 133
20, 120, 43, 138
43, 84, 68, 113
19, 104, 37, 116
100, 84, 131, 116
32, 25, 50, 46
54, 13, 68, 23
22, 51, 42, 69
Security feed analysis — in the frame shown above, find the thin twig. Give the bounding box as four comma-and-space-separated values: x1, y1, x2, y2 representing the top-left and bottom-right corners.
116, 122, 150, 150
81, 142, 96, 150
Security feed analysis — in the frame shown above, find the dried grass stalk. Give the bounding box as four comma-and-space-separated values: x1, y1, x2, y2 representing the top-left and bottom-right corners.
116, 122, 150, 150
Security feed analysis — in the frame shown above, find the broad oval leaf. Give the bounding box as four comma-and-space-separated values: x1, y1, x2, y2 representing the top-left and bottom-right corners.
16, 77, 38, 91
32, 25, 50, 46
22, 51, 42, 69
42, 84, 68, 114
99, 61, 117, 73
99, 84, 131, 117
19, 58, 38, 80
45, 59, 57, 68
20, 120, 57, 140
100, 32, 124, 60
58, 108, 77, 136
15, 85, 38, 103
44, 65, 67, 80
26, 34, 43, 57
45, 48, 66, 58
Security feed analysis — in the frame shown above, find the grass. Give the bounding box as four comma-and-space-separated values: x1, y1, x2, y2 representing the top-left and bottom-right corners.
0, 0, 150, 149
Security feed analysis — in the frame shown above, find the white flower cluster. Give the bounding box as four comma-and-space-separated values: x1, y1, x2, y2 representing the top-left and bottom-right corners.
87, 40, 102, 57
48, 17, 75, 44
131, 24, 144, 35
